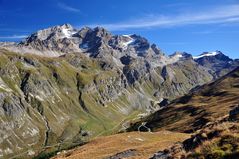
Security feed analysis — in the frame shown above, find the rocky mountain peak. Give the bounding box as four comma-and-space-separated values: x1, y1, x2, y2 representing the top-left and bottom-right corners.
24, 23, 77, 42
172, 51, 193, 59
77, 27, 92, 38
193, 50, 224, 59
193, 50, 236, 78
0, 24, 236, 72
1, 24, 164, 58
194, 50, 232, 61
151, 43, 163, 55
61, 23, 73, 29
169, 52, 184, 60
93, 26, 112, 37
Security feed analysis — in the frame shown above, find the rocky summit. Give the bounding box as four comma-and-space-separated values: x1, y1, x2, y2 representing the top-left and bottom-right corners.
0, 24, 238, 158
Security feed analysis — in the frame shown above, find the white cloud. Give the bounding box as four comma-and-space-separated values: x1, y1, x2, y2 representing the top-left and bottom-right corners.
0, 35, 27, 39
58, 2, 80, 13
85, 4, 239, 31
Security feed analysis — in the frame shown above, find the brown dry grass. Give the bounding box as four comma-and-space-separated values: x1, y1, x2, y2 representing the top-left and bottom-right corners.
185, 122, 239, 158
52, 131, 189, 159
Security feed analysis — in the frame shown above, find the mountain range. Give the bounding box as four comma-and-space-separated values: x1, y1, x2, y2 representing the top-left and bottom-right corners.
0, 24, 238, 158
53, 66, 239, 159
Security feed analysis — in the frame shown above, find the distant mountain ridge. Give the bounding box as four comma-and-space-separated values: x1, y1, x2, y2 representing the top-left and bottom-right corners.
1, 24, 238, 78
194, 50, 238, 78
0, 24, 237, 65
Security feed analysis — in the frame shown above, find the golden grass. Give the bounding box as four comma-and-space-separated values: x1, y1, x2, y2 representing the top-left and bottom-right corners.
186, 122, 239, 159
52, 131, 189, 159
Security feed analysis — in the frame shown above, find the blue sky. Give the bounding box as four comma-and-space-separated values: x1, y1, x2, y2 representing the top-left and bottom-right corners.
0, 0, 239, 58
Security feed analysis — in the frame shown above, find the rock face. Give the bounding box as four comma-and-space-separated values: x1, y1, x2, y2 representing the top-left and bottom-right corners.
0, 24, 238, 158
106, 149, 137, 159
150, 143, 185, 159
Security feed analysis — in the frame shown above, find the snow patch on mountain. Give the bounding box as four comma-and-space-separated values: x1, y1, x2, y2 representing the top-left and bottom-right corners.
169, 53, 184, 62
61, 28, 76, 38
193, 51, 220, 59
62, 28, 72, 38
121, 35, 135, 49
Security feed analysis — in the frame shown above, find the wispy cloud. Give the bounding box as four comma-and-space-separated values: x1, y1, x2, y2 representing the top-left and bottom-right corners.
192, 29, 239, 34
85, 4, 239, 31
0, 28, 29, 32
0, 35, 27, 39
58, 2, 80, 12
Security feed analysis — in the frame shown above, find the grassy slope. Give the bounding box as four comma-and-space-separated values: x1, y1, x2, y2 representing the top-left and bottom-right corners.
52, 131, 189, 159
50, 67, 239, 159
128, 67, 239, 133
186, 121, 239, 159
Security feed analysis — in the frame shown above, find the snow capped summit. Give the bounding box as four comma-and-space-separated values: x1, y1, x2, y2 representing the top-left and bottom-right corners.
170, 52, 192, 60
193, 51, 235, 78
193, 51, 221, 59
0, 23, 234, 70
27, 23, 77, 41
121, 35, 135, 49
170, 52, 183, 58
61, 27, 76, 38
